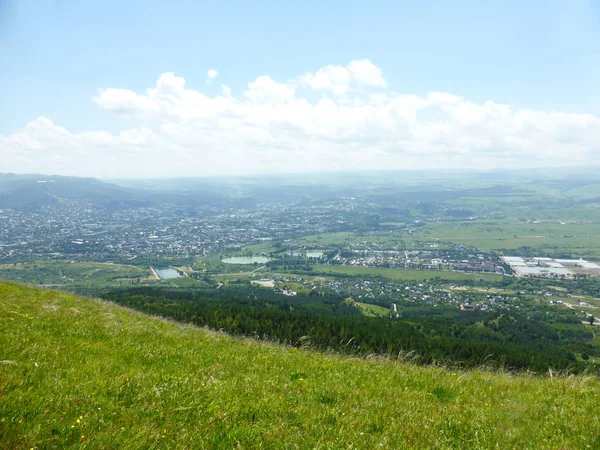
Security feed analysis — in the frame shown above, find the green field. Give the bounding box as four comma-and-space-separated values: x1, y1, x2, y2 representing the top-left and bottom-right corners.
279, 281, 312, 295
295, 217, 600, 258
210, 273, 253, 282
312, 265, 503, 282
2, 282, 600, 449
299, 232, 356, 246
240, 240, 278, 254
0, 261, 153, 290
410, 219, 600, 256
168, 275, 208, 288
299, 231, 408, 247
356, 301, 391, 316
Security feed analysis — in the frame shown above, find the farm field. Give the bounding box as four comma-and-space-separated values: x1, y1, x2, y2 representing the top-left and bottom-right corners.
410, 219, 600, 256
311, 265, 503, 282
299, 232, 356, 246
0, 262, 153, 290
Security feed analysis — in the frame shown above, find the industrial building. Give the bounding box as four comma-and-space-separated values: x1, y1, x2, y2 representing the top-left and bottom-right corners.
501, 256, 600, 278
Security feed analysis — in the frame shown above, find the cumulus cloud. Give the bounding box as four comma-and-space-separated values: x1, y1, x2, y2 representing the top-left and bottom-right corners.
244, 76, 295, 105
2, 59, 600, 178
206, 68, 218, 84
300, 59, 387, 95
92, 88, 159, 116
221, 84, 232, 97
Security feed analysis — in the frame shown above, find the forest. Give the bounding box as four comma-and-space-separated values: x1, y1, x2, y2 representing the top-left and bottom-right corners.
101, 285, 595, 374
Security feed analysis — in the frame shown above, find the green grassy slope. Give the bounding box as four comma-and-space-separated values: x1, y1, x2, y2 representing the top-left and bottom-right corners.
2, 282, 600, 449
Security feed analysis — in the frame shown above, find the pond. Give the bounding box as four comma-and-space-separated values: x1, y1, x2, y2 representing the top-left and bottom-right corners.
154, 268, 182, 279
222, 256, 270, 264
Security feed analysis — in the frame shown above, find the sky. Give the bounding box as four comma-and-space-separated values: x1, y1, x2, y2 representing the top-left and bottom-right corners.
1, 0, 600, 178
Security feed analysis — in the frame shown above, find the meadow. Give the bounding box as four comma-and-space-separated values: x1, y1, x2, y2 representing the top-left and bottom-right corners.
0, 261, 153, 289
2, 281, 600, 449
410, 219, 600, 257
311, 265, 503, 282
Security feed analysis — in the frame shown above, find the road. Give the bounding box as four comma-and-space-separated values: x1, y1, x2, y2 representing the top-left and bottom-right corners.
563, 302, 600, 324
149, 266, 160, 280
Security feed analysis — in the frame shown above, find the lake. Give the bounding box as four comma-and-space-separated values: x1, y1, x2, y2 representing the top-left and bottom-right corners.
154, 268, 182, 279
222, 256, 270, 264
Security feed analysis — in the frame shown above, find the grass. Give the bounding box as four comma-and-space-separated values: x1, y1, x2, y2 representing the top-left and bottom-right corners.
342, 297, 391, 317
240, 241, 278, 254
168, 276, 206, 288
279, 281, 312, 295
2, 281, 600, 449
299, 232, 356, 246
410, 219, 600, 256
355, 301, 391, 316
210, 273, 253, 282
0, 261, 152, 289
312, 265, 503, 282
284, 217, 600, 258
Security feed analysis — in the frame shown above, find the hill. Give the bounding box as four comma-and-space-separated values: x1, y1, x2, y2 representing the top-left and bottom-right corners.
0, 174, 226, 211
1, 282, 600, 449
0, 174, 148, 211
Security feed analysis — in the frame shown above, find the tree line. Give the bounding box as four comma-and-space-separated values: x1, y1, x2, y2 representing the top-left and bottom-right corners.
101, 286, 589, 374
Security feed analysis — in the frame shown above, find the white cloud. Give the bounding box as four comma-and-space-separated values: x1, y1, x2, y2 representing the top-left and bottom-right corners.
347, 59, 386, 88
206, 68, 218, 84
244, 76, 295, 105
93, 88, 159, 116
221, 84, 232, 97
3, 60, 600, 178
300, 59, 386, 95
301, 64, 353, 95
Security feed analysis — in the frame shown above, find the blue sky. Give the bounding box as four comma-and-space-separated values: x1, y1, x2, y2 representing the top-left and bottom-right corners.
1, 0, 600, 177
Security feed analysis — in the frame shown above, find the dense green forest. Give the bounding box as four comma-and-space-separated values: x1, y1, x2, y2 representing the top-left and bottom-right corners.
102, 286, 594, 374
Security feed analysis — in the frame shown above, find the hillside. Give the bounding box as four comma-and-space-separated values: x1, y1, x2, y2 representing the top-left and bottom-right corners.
0, 173, 226, 211
0, 174, 145, 211
2, 282, 600, 449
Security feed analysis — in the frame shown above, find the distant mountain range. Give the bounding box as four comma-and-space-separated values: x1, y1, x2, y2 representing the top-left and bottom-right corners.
0, 173, 357, 211
0, 173, 245, 211
3, 166, 600, 211
0, 174, 158, 211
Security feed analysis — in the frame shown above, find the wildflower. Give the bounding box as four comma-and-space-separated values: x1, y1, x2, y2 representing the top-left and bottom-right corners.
80, 435, 85, 441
